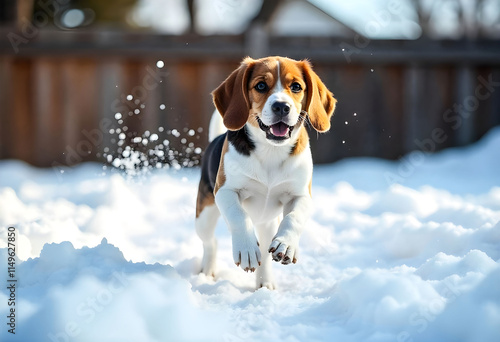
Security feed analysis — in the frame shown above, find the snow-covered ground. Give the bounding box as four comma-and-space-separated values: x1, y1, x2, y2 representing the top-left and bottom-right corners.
1, 127, 499, 342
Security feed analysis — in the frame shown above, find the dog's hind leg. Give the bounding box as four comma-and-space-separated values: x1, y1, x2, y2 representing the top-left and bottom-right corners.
255, 219, 279, 290
196, 203, 220, 277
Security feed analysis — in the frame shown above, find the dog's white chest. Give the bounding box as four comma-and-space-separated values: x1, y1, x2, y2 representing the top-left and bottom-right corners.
239, 177, 293, 224
224, 144, 311, 224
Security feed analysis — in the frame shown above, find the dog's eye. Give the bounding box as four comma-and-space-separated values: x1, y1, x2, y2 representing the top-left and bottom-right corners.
255, 82, 268, 93
290, 82, 302, 93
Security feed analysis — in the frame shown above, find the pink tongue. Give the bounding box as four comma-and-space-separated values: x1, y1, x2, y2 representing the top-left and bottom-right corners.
270, 122, 289, 137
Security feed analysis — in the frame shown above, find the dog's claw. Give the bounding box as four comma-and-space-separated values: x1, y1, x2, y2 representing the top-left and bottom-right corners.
269, 239, 299, 265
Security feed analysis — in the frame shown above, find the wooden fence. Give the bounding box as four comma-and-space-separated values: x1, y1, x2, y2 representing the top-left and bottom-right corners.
1, 29, 499, 167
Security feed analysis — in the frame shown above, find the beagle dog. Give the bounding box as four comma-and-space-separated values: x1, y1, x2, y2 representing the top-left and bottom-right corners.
195, 56, 336, 289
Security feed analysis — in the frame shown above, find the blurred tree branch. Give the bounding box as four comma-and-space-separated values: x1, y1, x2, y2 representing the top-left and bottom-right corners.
250, 0, 283, 26
0, 0, 34, 26
187, 0, 195, 33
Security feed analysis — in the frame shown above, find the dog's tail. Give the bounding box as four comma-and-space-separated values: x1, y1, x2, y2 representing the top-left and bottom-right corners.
208, 110, 226, 142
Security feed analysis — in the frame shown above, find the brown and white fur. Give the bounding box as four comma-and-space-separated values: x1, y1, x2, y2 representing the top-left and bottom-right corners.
195, 56, 336, 289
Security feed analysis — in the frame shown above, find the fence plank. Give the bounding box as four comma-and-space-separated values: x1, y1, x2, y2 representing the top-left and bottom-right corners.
62, 59, 100, 164
33, 58, 65, 165
10, 59, 35, 162
0, 56, 13, 159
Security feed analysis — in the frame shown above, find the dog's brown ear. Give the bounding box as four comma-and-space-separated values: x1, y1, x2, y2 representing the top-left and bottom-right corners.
301, 60, 336, 132
212, 58, 255, 131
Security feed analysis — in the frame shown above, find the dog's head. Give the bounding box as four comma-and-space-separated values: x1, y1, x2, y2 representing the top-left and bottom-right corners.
212, 56, 336, 146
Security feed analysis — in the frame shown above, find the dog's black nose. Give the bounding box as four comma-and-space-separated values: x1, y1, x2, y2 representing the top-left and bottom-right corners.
271, 102, 291, 117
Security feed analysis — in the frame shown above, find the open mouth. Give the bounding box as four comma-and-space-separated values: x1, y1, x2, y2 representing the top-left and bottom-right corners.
257, 117, 294, 141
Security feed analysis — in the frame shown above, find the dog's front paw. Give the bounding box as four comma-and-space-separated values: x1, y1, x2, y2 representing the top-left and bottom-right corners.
268, 237, 298, 265
232, 233, 261, 272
